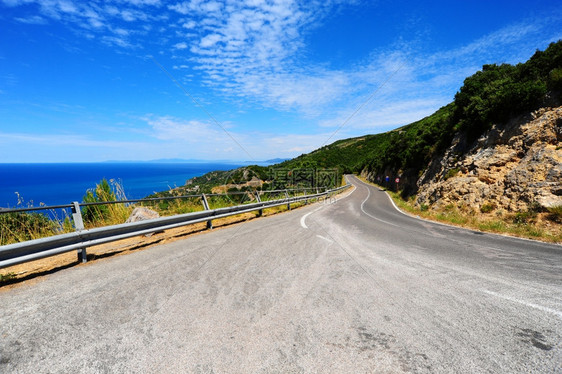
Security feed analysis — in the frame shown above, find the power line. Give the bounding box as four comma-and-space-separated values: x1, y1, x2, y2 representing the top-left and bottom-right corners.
150, 56, 255, 161
320, 62, 405, 147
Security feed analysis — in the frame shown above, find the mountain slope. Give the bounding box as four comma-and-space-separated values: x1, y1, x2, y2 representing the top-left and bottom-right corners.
280, 40, 562, 202
170, 41, 562, 212
415, 106, 561, 212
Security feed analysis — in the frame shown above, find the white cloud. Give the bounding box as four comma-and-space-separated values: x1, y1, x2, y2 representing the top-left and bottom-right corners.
14, 15, 47, 24
144, 115, 222, 142
165, 0, 355, 115
173, 42, 188, 50
9, 0, 559, 124
199, 33, 221, 48
261, 133, 334, 155
123, 0, 161, 6
0, 131, 143, 148
1, 0, 165, 48
113, 28, 129, 36
320, 98, 449, 131
3, 0, 562, 159
102, 35, 132, 48
138, 115, 337, 160
58, 0, 77, 14
182, 20, 196, 29
167, 2, 190, 15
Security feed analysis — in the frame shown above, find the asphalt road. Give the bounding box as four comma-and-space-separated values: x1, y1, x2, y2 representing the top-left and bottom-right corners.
1, 175, 561, 373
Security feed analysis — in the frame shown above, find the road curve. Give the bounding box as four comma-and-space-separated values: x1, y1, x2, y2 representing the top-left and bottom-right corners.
1, 175, 561, 373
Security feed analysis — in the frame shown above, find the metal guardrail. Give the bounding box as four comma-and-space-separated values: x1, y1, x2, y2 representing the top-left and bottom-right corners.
0, 185, 349, 269
0, 187, 325, 215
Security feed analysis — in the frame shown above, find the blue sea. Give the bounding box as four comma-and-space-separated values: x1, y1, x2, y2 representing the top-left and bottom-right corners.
0, 163, 245, 208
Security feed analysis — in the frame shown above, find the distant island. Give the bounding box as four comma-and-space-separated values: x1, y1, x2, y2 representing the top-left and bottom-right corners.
103, 158, 290, 165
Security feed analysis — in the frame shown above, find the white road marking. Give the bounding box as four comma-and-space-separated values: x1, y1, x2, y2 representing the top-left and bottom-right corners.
366, 176, 560, 245
333, 184, 356, 201
300, 206, 324, 229
482, 289, 562, 319
360, 185, 399, 227
299, 181, 356, 229
316, 235, 333, 243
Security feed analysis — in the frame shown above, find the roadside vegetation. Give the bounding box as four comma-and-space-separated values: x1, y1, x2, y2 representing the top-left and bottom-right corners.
371, 181, 562, 244
0, 211, 58, 245
81, 178, 132, 227
0, 177, 327, 246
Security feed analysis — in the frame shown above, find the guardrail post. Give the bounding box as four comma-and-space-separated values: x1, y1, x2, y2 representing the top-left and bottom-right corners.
71, 201, 87, 263
284, 190, 290, 210
201, 194, 213, 229
254, 192, 263, 217
201, 194, 213, 230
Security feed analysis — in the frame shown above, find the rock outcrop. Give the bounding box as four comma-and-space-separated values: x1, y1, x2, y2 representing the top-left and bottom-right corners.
125, 207, 160, 223
416, 106, 562, 212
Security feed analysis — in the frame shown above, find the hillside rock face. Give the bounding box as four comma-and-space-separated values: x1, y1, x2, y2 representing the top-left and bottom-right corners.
416, 106, 562, 212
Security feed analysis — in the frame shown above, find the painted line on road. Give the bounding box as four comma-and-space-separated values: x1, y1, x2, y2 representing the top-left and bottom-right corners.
316, 235, 333, 243
334, 184, 356, 202
360, 185, 399, 227
353, 175, 459, 228
382, 186, 562, 246
300, 183, 356, 229
300, 206, 324, 229
482, 289, 562, 319
352, 177, 562, 248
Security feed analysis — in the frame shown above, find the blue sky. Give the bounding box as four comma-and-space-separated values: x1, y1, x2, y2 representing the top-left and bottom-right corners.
1, 0, 561, 163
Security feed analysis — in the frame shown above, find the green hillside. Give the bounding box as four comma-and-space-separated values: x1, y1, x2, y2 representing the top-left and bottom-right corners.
279, 40, 562, 194
161, 40, 561, 197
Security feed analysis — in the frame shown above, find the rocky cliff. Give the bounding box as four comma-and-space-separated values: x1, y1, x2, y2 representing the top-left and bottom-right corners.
416, 106, 562, 212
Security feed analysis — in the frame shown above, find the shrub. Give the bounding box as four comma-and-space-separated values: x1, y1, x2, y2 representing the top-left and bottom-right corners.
444, 168, 460, 180
547, 205, 562, 223
513, 211, 537, 225
479, 220, 506, 231
81, 179, 130, 226
0, 272, 16, 283
480, 202, 496, 213
548, 67, 562, 90
527, 200, 542, 213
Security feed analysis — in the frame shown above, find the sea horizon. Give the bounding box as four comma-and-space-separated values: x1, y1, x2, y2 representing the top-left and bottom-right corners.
0, 162, 254, 208
0, 157, 288, 165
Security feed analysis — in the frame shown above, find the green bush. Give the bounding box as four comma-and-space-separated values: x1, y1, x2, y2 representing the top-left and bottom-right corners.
480, 202, 496, 213
513, 210, 537, 225
0, 272, 16, 283
454, 63, 547, 142
81, 179, 130, 226
82, 179, 116, 223
444, 168, 460, 180
548, 68, 562, 90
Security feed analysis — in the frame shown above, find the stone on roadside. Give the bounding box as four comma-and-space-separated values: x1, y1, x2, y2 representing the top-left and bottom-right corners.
125, 207, 159, 223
